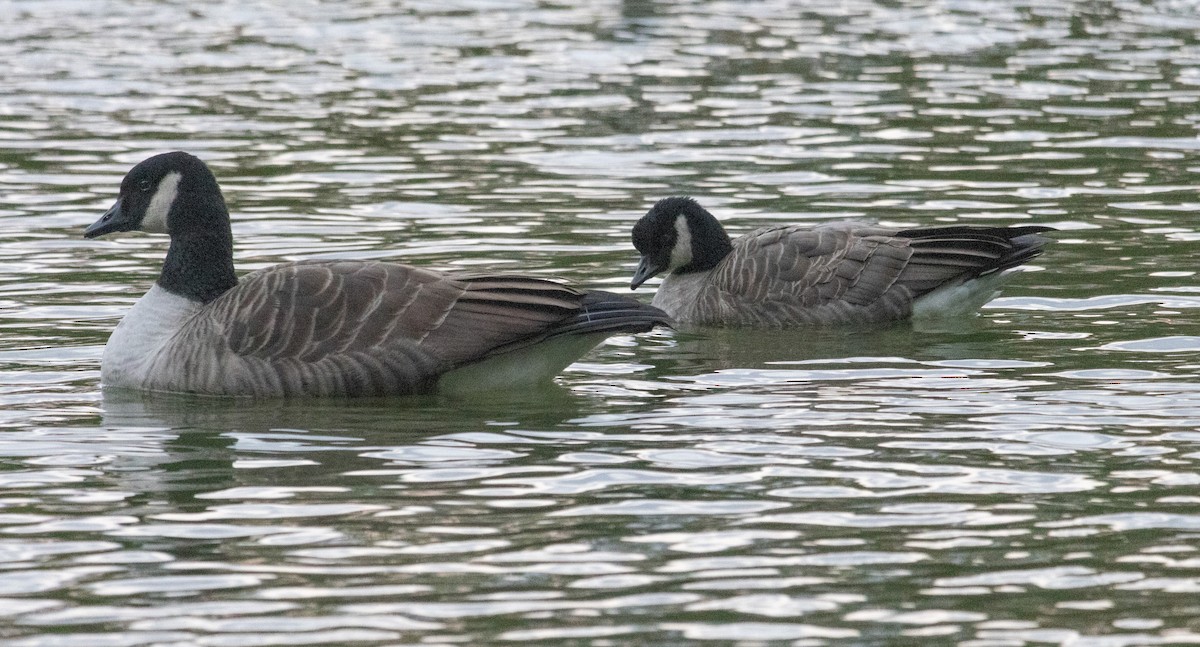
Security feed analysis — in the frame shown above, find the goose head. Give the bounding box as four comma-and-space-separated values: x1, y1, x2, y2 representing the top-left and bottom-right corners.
630, 196, 733, 290
85, 151, 227, 239
84, 152, 237, 304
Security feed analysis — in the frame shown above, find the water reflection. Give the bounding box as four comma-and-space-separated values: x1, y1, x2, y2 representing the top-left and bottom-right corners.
4, 0, 1200, 644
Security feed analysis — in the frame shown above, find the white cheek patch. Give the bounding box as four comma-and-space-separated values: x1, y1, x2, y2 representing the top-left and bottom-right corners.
668, 213, 693, 270
141, 171, 182, 233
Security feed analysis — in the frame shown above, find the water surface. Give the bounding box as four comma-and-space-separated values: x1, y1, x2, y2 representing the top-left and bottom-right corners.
3, 1, 1200, 645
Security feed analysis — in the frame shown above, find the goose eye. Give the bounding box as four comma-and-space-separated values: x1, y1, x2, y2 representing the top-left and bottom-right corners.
138, 179, 153, 193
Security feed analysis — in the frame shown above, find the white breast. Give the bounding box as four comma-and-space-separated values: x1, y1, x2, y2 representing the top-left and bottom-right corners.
650, 271, 709, 321
101, 285, 203, 390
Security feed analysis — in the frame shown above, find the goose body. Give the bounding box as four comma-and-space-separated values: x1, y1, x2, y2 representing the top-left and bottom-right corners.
86, 152, 669, 397
630, 197, 1053, 327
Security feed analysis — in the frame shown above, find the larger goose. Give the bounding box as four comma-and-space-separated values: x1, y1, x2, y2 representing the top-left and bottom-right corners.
630, 197, 1053, 327
84, 152, 669, 397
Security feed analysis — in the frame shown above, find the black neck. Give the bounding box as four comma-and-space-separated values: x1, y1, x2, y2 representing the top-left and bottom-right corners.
679, 210, 734, 273
156, 194, 238, 303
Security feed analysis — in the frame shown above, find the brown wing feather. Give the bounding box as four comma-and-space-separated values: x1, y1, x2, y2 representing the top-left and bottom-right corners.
210, 262, 593, 367
209, 261, 433, 360
701, 223, 1048, 326
701, 225, 909, 325
162, 261, 664, 396
416, 274, 587, 364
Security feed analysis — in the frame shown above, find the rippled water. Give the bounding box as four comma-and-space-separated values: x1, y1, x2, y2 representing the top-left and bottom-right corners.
3, 0, 1200, 644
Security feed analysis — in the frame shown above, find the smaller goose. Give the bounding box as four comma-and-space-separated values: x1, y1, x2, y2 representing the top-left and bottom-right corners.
85, 152, 670, 397
630, 197, 1053, 327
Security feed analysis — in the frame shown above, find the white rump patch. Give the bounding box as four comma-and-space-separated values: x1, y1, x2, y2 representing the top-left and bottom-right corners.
668, 214, 693, 270
912, 272, 1011, 321
141, 171, 182, 233
438, 333, 607, 394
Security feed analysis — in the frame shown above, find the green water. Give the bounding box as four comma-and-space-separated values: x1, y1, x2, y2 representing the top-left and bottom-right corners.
2, 1, 1200, 645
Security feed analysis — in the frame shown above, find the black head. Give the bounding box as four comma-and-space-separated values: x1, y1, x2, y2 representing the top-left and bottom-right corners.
630, 197, 732, 290
84, 152, 237, 303
84, 151, 224, 239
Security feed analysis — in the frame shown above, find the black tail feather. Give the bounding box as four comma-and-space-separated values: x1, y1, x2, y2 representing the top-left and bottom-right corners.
897, 225, 1055, 276
553, 290, 673, 336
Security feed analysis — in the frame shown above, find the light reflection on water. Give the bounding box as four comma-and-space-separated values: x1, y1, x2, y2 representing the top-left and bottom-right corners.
3, 0, 1200, 645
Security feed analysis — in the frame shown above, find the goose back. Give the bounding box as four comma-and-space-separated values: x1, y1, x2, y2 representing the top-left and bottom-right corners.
651, 221, 1052, 327
120, 260, 663, 397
